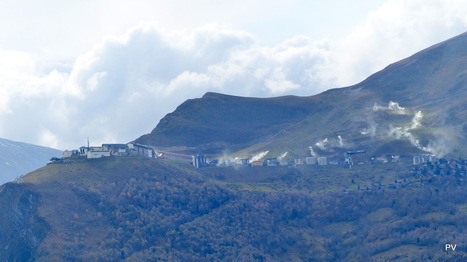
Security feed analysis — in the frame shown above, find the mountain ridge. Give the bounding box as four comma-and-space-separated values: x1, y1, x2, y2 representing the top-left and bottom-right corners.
135, 31, 467, 158
135, 92, 321, 154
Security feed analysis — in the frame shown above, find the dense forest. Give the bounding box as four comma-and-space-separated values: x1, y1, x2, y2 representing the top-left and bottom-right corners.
78, 175, 467, 261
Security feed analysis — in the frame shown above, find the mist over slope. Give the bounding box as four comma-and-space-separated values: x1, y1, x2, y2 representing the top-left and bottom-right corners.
136, 32, 467, 158
0, 138, 62, 185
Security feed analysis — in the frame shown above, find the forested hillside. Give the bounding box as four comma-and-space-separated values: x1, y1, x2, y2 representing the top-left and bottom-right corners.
1, 157, 466, 261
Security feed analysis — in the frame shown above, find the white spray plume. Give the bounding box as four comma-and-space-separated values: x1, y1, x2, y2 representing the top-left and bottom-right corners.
411, 111, 423, 129
388, 126, 423, 149
250, 151, 269, 162
425, 138, 450, 158
387, 109, 432, 154
373, 101, 406, 114
308, 146, 318, 157
315, 138, 328, 150
337, 135, 344, 147
216, 157, 236, 166
388, 101, 406, 114
372, 103, 450, 157
360, 126, 376, 136
360, 120, 377, 136
277, 152, 288, 161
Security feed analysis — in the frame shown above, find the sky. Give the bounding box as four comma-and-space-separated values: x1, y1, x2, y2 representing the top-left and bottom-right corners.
1, 0, 467, 150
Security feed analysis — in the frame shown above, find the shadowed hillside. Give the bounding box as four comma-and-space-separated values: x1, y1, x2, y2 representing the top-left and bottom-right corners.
135, 93, 320, 154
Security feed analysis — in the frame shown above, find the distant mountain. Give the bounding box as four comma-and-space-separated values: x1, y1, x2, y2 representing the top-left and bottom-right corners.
136, 32, 467, 158
0, 137, 62, 185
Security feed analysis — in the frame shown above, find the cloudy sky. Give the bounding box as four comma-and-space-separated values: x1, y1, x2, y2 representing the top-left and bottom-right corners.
1, 0, 467, 150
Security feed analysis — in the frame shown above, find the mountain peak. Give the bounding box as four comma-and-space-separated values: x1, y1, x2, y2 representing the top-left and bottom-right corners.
201, 92, 231, 99
136, 32, 467, 157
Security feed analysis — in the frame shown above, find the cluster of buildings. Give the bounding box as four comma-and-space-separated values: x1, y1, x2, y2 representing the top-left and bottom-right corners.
49, 142, 157, 164
412, 154, 434, 165
51, 140, 463, 174
192, 152, 454, 169
355, 157, 466, 193
194, 150, 403, 169
250, 156, 331, 167
411, 157, 467, 177
195, 155, 333, 168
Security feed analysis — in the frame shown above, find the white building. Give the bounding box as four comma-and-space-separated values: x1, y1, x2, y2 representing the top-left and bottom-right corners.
127, 143, 155, 158
62, 150, 73, 158
413, 154, 433, 165
87, 151, 111, 159
318, 157, 328, 166
306, 157, 317, 165
294, 158, 304, 165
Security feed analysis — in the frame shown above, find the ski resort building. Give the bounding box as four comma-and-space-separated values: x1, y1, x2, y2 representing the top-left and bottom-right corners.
62, 150, 79, 158
413, 154, 434, 165
240, 158, 249, 166
266, 158, 278, 166
250, 160, 264, 167
318, 157, 328, 166
102, 144, 129, 156
87, 150, 111, 159
192, 154, 207, 168
306, 157, 317, 165
294, 158, 304, 165
73, 142, 156, 159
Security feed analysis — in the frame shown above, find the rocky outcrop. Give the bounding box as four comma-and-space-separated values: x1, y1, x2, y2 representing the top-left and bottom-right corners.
0, 183, 49, 261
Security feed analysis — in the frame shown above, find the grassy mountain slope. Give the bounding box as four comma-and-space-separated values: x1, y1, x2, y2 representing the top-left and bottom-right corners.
136, 32, 467, 158
135, 92, 320, 154
1, 157, 466, 261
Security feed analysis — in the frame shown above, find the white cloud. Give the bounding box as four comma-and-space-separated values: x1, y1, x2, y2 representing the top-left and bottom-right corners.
264, 67, 300, 94
0, 0, 467, 150
86, 72, 107, 92
333, 0, 467, 86
39, 129, 59, 149
54, 24, 331, 149
0, 89, 11, 117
